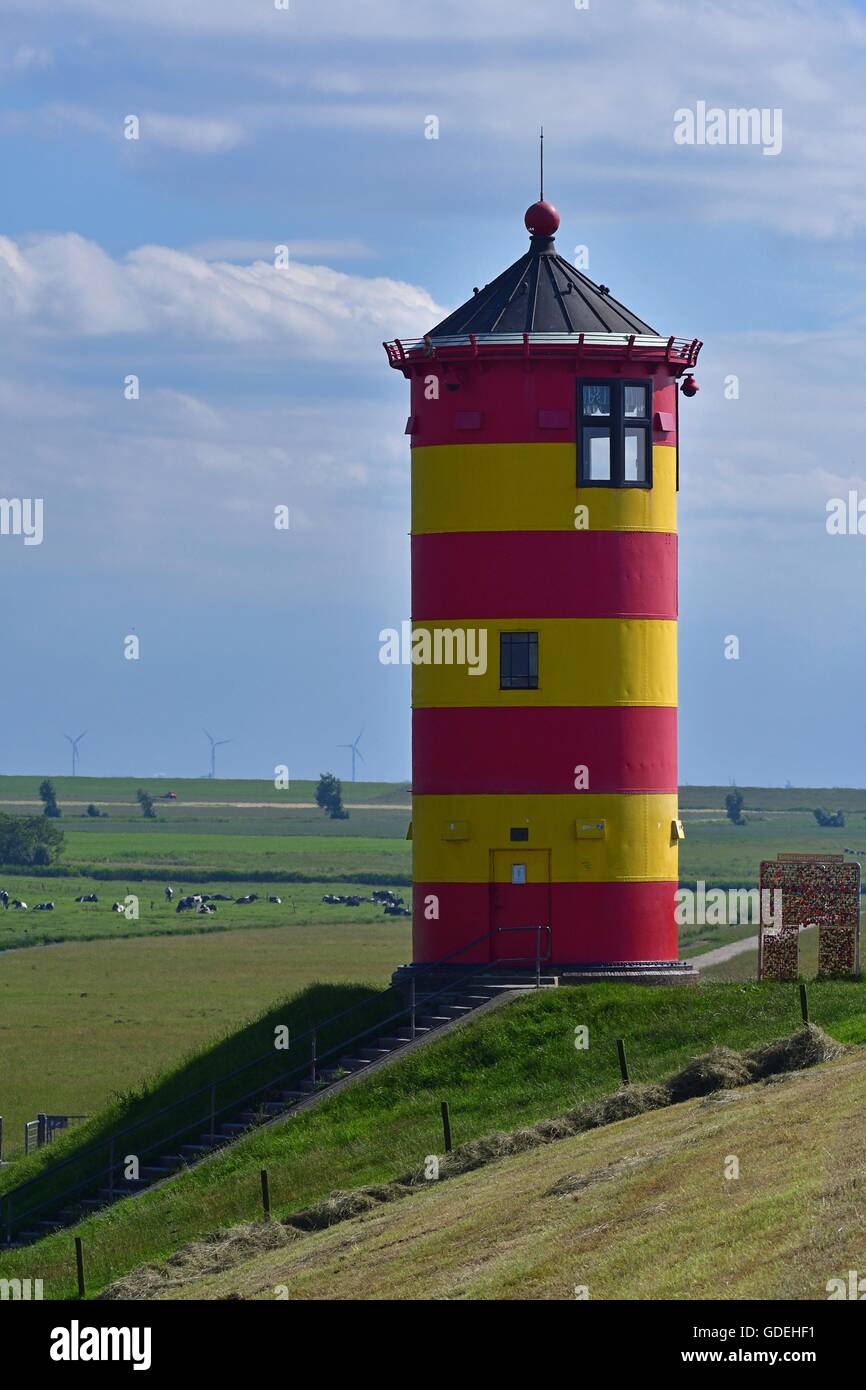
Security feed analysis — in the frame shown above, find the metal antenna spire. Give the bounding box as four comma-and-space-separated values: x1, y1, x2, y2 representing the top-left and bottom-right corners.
540, 125, 544, 200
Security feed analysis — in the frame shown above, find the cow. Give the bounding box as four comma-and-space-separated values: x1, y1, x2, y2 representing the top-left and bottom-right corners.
384, 904, 411, 917
197, 903, 216, 914
33, 902, 56, 911
165, 886, 173, 902
267, 895, 282, 905
235, 894, 259, 905
75, 893, 98, 904
12, 900, 28, 910
110, 902, 126, 914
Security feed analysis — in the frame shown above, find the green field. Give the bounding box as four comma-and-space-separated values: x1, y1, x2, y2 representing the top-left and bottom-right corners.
2, 979, 865, 1298
1, 776, 862, 1214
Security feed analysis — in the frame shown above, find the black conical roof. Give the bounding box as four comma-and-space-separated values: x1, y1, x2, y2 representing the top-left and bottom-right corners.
428, 232, 656, 338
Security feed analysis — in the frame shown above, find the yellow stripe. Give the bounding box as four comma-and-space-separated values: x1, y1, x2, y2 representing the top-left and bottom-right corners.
413, 793, 679, 883
411, 618, 676, 708
412, 444, 677, 535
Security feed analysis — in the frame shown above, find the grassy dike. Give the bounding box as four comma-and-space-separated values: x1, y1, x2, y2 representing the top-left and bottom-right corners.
2, 979, 865, 1299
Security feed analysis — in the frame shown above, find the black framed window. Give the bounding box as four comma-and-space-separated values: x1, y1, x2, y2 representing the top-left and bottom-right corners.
500, 631, 538, 690
577, 379, 652, 488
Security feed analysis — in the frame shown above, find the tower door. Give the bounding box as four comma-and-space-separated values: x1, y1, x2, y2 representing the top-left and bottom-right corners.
490, 850, 551, 966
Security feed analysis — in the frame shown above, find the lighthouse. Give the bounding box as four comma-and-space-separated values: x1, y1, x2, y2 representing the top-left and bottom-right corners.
384, 194, 702, 982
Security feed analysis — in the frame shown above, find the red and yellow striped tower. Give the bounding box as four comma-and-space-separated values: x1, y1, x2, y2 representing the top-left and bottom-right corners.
384, 197, 702, 981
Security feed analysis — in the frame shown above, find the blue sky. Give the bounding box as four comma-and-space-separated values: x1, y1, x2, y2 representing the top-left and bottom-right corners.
1, 0, 866, 785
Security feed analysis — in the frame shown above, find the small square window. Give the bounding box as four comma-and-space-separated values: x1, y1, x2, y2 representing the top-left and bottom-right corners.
510, 827, 529, 842
500, 632, 538, 690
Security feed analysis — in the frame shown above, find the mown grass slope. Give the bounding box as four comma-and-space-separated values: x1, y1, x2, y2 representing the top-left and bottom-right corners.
2, 980, 865, 1299
155, 1049, 866, 1301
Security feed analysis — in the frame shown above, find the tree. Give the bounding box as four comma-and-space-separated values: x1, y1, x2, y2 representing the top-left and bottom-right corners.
315, 772, 349, 820
725, 789, 745, 826
136, 788, 156, 820
86, 803, 107, 818
0, 813, 64, 865
814, 808, 845, 828
38, 778, 61, 818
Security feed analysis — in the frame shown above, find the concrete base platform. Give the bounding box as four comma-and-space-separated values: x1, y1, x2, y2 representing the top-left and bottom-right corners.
392, 960, 699, 991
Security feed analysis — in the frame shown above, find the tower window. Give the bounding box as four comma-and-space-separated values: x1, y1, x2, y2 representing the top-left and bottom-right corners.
577, 379, 652, 488
500, 631, 538, 689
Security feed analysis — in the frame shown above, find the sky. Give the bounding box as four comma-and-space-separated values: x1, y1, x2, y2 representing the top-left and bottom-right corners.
1, 0, 866, 786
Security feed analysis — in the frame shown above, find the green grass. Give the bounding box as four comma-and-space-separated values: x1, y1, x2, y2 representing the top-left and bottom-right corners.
0, 979, 403, 1223
3, 978, 865, 1298
0, 777, 411, 807
166, 1050, 866, 1301
0, 876, 409, 953
0, 921, 410, 1158
57, 830, 410, 877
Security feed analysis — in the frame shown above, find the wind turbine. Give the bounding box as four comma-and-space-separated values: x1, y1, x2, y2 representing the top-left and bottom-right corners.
338, 730, 365, 783
64, 731, 86, 776
204, 729, 231, 780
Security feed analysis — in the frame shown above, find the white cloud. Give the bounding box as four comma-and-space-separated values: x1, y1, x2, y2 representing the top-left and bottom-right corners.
0, 232, 444, 349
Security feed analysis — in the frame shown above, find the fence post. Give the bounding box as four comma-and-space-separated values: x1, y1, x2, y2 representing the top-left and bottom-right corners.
410, 978, 416, 1040
616, 1039, 630, 1086
37, 1113, 47, 1148
310, 1031, 317, 1084
75, 1237, 86, 1299
108, 1140, 114, 1197
260, 1169, 271, 1220
440, 1100, 452, 1154
800, 983, 810, 1025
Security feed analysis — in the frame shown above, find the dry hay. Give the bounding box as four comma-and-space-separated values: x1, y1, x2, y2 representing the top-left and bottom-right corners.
98, 1220, 300, 1300
746, 1024, 845, 1080
665, 1046, 754, 1102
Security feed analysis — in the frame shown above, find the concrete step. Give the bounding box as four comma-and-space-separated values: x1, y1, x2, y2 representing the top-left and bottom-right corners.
275, 1090, 306, 1103
359, 1047, 392, 1060
179, 1144, 213, 1156
158, 1155, 188, 1167
335, 1058, 370, 1072
415, 1015, 453, 1028
376, 1036, 409, 1049
140, 1164, 177, 1178
395, 1026, 431, 1041
218, 1123, 251, 1135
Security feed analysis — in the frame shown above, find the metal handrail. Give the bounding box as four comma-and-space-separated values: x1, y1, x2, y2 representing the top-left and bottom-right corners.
1, 925, 551, 1240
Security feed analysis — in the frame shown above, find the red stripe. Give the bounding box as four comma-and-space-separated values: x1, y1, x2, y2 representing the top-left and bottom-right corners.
412, 882, 678, 964
412, 530, 676, 620
412, 706, 677, 794
409, 362, 680, 448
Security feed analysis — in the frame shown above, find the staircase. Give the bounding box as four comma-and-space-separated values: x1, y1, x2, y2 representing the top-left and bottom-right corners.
5, 976, 556, 1247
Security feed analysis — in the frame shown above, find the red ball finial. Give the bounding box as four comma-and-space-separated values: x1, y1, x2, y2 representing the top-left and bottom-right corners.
525, 200, 560, 237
